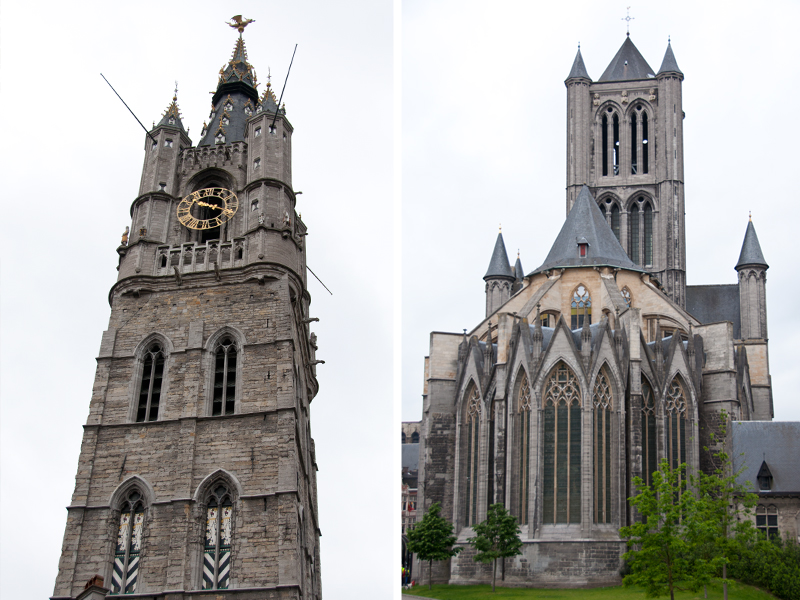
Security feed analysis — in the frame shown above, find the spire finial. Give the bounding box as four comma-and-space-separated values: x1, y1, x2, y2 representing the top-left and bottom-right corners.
499, 223, 502, 233
622, 6, 634, 37
749, 211, 752, 222
517, 249, 520, 258
173, 81, 178, 102
227, 15, 255, 36
578, 41, 581, 51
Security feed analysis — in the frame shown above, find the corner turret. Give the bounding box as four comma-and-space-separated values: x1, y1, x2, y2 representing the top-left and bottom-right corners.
484, 231, 514, 317
736, 219, 769, 340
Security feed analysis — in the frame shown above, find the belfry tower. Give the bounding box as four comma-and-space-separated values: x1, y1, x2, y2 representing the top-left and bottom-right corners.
566, 36, 686, 306
52, 19, 322, 599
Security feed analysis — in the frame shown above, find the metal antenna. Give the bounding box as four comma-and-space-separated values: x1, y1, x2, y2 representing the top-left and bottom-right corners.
307, 265, 333, 295
100, 73, 158, 144
271, 44, 298, 131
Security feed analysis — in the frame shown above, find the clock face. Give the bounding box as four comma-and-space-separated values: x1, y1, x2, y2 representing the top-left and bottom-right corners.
177, 188, 239, 230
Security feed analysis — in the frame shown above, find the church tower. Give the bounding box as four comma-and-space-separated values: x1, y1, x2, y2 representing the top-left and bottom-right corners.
52, 20, 322, 599
566, 36, 687, 307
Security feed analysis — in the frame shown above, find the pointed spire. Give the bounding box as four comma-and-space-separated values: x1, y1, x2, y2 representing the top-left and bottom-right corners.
513, 252, 524, 282
657, 40, 683, 77
533, 185, 640, 273
484, 232, 515, 280
566, 47, 591, 81
598, 37, 655, 82
736, 219, 769, 270
156, 87, 186, 132
212, 25, 259, 105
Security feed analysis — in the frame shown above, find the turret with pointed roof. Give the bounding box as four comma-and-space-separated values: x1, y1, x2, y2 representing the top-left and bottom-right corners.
737, 218, 769, 341
484, 231, 515, 317
657, 41, 683, 78
736, 219, 768, 270
566, 48, 591, 81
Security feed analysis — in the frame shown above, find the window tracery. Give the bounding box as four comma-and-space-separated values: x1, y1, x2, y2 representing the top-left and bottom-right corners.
465, 384, 481, 526
571, 285, 591, 329
593, 368, 613, 524
542, 362, 581, 525
518, 373, 532, 525
112, 489, 145, 594
212, 337, 238, 416
137, 342, 165, 422
665, 377, 687, 473
642, 378, 657, 485
203, 484, 233, 590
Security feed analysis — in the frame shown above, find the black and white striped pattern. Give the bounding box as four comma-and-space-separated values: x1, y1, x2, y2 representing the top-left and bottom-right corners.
217, 549, 230, 588
202, 549, 216, 589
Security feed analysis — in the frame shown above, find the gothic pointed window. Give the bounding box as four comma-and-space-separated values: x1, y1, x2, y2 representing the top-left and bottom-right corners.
665, 378, 687, 473
465, 384, 481, 526
411, 431, 419, 443
542, 362, 581, 525
644, 202, 653, 266
642, 378, 657, 486
593, 368, 613, 524
612, 113, 620, 176
602, 115, 609, 177
610, 203, 621, 242
641, 112, 649, 174
630, 113, 638, 174
203, 484, 233, 590
137, 342, 165, 422
571, 285, 591, 329
112, 489, 145, 594
517, 372, 532, 525
212, 337, 237, 416
629, 203, 640, 264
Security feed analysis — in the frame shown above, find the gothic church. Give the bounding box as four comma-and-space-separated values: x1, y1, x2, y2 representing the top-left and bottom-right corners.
416, 35, 773, 587
52, 23, 322, 599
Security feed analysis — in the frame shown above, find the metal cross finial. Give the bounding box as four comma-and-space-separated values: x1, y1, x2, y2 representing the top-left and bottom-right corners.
174, 81, 178, 101
499, 223, 502, 232
749, 211, 752, 221
622, 7, 634, 37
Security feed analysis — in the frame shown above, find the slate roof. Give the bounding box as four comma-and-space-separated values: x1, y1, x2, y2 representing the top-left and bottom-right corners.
532, 185, 641, 274
156, 94, 187, 133
686, 284, 741, 339
566, 48, 591, 80
657, 42, 683, 76
402, 443, 419, 471
599, 37, 656, 82
484, 232, 515, 280
736, 220, 769, 269
513, 255, 524, 281
732, 421, 800, 493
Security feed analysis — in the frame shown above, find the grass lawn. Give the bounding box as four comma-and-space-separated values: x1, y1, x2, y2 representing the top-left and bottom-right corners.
401, 580, 776, 599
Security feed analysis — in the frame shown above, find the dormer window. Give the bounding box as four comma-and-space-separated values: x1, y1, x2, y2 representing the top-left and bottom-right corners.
757, 460, 773, 491
215, 133, 225, 144
164, 139, 173, 148
168, 117, 175, 125
577, 237, 589, 258
222, 116, 230, 126
256, 104, 263, 114
225, 102, 233, 112
244, 106, 252, 116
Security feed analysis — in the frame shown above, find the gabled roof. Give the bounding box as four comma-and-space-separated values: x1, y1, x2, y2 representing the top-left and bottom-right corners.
532, 185, 641, 274
484, 232, 514, 280
736, 220, 769, 270
598, 37, 656, 82
566, 48, 591, 81
657, 41, 683, 76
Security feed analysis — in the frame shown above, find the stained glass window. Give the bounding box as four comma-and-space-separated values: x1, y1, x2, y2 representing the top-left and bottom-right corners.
203, 484, 233, 590
137, 343, 165, 422
518, 373, 532, 525
571, 285, 592, 329
593, 368, 613, 524
542, 362, 581, 525
212, 337, 237, 416
112, 490, 145, 594
465, 384, 481, 526
665, 378, 687, 475
642, 378, 657, 486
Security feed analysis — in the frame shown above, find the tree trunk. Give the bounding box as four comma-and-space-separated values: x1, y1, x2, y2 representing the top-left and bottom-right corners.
429, 559, 433, 591
492, 558, 497, 592
704, 584, 707, 598
723, 563, 728, 600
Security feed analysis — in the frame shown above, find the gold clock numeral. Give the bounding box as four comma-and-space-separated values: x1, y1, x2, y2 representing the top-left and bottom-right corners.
186, 217, 200, 229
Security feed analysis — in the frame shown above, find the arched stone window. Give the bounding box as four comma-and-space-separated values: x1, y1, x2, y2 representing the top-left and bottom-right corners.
629, 197, 654, 266
464, 384, 481, 526
401, 432, 407, 443
665, 377, 687, 472
601, 108, 621, 177
112, 488, 145, 594
593, 367, 613, 524
542, 362, 581, 525
642, 378, 657, 486
203, 484, 233, 590
571, 285, 591, 329
137, 342, 165, 422
411, 431, 419, 443
212, 336, 238, 416
600, 197, 622, 243
630, 105, 650, 175
517, 372, 532, 525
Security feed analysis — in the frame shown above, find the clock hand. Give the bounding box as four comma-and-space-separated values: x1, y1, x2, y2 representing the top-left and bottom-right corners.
196, 201, 223, 209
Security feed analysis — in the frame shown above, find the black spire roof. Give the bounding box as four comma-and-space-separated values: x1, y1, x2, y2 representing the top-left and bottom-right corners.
156, 93, 186, 133
657, 41, 683, 76
598, 37, 655, 82
736, 220, 769, 270
513, 254, 524, 282
213, 35, 259, 105
484, 232, 514, 280
566, 48, 591, 81
532, 186, 640, 274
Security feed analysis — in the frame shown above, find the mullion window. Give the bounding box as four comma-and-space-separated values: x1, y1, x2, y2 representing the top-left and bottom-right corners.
212, 337, 237, 416
137, 344, 164, 422
112, 492, 144, 594
203, 486, 233, 589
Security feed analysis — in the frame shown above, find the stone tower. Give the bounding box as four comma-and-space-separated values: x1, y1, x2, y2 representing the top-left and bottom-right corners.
484, 231, 515, 317
566, 36, 687, 307
52, 24, 322, 599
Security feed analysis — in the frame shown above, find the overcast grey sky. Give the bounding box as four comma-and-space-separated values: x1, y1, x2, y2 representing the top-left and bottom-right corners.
402, 0, 800, 424
0, 1, 392, 598
2, 1, 799, 598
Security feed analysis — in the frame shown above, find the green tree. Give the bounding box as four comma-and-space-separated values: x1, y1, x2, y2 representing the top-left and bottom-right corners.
468, 503, 523, 592
406, 502, 461, 590
620, 460, 700, 600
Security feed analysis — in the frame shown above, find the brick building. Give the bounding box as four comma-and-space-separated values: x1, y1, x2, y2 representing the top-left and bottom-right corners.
52, 23, 321, 599
415, 35, 778, 587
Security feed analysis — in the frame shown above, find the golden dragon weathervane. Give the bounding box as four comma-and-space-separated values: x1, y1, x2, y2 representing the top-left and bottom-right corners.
227, 15, 255, 35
